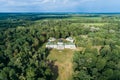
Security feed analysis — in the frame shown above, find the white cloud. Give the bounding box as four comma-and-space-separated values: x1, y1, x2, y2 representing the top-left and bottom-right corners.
0, 0, 97, 6
0, 0, 98, 12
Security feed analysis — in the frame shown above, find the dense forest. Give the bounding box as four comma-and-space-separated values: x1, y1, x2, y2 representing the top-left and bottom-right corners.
0, 13, 120, 80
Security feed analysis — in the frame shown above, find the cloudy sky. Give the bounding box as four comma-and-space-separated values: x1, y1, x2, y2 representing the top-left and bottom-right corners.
0, 0, 120, 12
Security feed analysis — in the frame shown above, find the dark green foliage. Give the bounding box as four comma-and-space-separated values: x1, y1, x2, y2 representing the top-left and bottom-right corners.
0, 13, 120, 80
73, 46, 120, 80
0, 27, 53, 80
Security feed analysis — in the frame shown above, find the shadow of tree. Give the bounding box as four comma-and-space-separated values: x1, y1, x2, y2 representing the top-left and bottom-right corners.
47, 60, 58, 80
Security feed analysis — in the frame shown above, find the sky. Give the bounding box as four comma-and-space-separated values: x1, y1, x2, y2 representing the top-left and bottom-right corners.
0, 0, 120, 12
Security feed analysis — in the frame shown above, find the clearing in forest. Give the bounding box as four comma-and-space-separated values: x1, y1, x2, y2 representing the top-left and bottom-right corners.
47, 49, 75, 80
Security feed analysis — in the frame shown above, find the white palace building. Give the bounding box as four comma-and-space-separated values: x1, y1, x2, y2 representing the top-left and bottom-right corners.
46, 37, 76, 49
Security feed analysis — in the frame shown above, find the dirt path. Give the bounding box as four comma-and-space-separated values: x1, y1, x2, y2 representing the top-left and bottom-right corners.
47, 49, 74, 80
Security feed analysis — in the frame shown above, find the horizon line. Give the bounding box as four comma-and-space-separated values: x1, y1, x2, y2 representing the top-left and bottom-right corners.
1, 12, 120, 14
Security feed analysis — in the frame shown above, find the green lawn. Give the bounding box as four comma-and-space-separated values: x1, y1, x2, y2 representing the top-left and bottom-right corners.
47, 49, 75, 80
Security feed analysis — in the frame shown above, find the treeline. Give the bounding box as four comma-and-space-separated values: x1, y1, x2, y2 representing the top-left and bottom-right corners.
0, 20, 34, 28
0, 13, 70, 20
0, 13, 70, 28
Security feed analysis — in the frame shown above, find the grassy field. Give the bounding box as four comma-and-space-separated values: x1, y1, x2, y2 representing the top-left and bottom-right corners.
72, 23, 109, 26
47, 49, 75, 80
47, 46, 101, 80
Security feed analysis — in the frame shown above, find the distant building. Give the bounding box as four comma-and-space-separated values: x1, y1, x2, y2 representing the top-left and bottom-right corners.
48, 37, 56, 42
66, 37, 74, 42
46, 37, 76, 50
